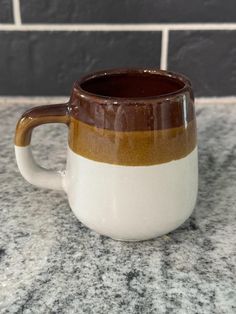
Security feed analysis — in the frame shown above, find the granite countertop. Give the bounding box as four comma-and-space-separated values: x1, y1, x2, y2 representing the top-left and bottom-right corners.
0, 103, 235, 314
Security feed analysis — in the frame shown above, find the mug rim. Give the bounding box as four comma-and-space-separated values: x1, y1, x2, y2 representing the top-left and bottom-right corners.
74, 68, 192, 102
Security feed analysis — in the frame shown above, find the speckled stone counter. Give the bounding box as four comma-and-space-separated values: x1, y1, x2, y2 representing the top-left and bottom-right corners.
0, 103, 235, 314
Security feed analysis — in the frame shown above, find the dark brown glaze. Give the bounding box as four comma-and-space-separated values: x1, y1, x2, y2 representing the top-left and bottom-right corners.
15, 104, 69, 146
69, 69, 194, 132
15, 68, 197, 166
80, 70, 186, 98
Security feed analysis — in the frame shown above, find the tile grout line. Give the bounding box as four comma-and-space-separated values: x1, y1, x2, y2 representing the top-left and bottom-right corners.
0, 96, 68, 105
1, 23, 236, 31
160, 28, 169, 70
0, 96, 236, 105
195, 97, 236, 104
12, 0, 22, 26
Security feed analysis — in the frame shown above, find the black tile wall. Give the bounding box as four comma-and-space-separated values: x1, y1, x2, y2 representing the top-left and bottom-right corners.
0, 1, 236, 96
20, 0, 236, 24
0, 0, 13, 23
0, 31, 161, 95
168, 31, 236, 97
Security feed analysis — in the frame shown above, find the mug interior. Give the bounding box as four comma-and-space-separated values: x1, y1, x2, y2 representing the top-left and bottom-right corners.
80, 70, 186, 98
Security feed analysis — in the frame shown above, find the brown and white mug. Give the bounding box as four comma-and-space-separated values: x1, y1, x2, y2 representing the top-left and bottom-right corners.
15, 69, 198, 241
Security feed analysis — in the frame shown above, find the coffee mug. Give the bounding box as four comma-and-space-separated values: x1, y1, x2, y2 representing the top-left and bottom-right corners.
15, 69, 198, 241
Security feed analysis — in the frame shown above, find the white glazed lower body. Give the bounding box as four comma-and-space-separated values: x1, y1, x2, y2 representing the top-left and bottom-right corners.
64, 147, 198, 241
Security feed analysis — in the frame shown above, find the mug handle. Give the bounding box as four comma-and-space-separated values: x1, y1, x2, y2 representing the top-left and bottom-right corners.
14, 103, 70, 191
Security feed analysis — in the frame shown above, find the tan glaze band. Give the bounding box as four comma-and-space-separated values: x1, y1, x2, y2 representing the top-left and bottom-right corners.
15, 103, 196, 166
69, 117, 197, 166
15, 104, 69, 146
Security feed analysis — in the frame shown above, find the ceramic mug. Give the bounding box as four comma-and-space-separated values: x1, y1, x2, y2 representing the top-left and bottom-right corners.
15, 69, 198, 241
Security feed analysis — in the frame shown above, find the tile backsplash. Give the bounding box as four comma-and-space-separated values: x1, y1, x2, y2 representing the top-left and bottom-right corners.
19, 0, 236, 24
0, 0, 236, 97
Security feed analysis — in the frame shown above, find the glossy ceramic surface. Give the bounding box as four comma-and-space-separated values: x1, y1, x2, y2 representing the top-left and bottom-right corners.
15, 68, 198, 240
